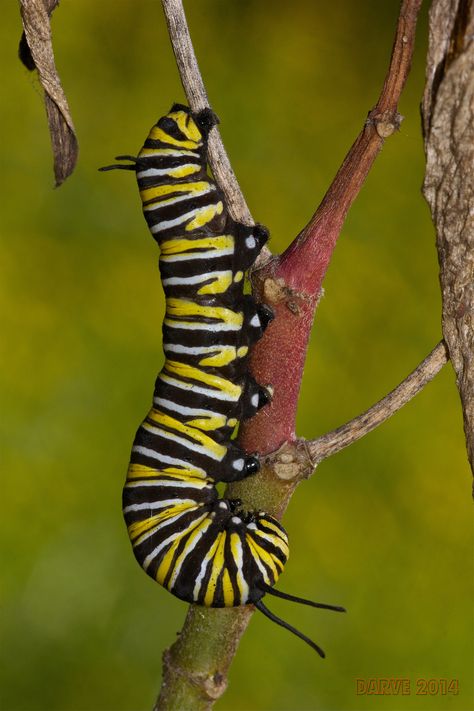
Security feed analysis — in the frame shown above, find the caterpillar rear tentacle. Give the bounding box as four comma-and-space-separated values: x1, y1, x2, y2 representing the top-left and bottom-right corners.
105, 104, 344, 655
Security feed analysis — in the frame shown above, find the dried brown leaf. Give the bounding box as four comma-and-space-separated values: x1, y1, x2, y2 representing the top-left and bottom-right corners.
19, 0, 78, 185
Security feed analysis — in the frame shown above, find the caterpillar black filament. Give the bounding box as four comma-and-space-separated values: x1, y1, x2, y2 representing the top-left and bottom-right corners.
101, 104, 344, 656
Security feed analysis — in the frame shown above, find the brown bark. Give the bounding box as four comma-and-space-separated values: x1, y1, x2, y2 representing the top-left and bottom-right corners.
422, 0, 474, 478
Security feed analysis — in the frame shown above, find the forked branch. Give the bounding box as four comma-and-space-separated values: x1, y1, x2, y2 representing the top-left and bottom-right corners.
156, 2, 427, 710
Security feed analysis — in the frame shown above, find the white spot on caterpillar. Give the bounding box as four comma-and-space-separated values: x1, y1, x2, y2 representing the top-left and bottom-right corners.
251, 393, 259, 407
233, 458, 244, 471
250, 315, 260, 327
219, 501, 228, 509
245, 236, 256, 249
231, 517, 242, 524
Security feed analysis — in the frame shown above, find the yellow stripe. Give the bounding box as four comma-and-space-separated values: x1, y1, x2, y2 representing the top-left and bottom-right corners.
127, 462, 207, 481
140, 148, 199, 156
203, 532, 226, 606
222, 568, 235, 606
258, 519, 289, 542
185, 414, 227, 431
164, 360, 242, 399
198, 272, 233, 296
198, 346, 238, 368
147, 409, 226, 459
166, 299, 243, 327
160, 234, 234, 256
147, 125, 199, 149
186, 202, 223, 230
140, 181, 210, 203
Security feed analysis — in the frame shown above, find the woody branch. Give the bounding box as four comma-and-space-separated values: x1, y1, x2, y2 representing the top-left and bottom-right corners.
155, 1, 435, 710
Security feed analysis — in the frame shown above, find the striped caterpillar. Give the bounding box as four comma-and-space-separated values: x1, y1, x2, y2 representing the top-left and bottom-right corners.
101, 104, 344, 656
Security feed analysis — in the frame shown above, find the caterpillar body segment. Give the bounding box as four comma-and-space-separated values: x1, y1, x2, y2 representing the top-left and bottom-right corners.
104, 104, 344, 655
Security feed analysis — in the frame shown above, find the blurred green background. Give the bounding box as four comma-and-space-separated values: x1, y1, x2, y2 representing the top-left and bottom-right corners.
1, 1, 472, 710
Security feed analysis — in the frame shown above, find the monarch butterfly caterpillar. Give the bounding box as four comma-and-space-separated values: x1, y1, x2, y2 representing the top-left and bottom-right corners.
101, 104, 345, 657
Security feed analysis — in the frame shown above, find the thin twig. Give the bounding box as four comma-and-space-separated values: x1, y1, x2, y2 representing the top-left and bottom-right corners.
279, 0, 424, 294
308, 341, 449, 464
161, 0, 271, 265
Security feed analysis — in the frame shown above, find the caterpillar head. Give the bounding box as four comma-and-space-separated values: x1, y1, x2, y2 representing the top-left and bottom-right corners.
98, 103, 217, 174
154, 104, 207, 148
156, 104, 219, 144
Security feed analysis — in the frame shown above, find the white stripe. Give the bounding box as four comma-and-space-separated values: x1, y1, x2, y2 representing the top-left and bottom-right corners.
143, 512, 208, 571
233, 537, 249, 604
137, 152, 200, 173
163, 343, 230, 356
158, 374, 240, 402
125, 478, 210, 490
150, 204, 218, 234
140, 149, 200, 157
132, 445, 206, 476
153, 395, 224, 419
142, 423, 223, 461
169, 517, 213, 589
247, 534, 271, 585
162, 271, 231, 287
137, 162, 199, 177
160, 248, 234, 262
123, 497, 197, 514
193, 537, 220, 600
163, 319, 240, 332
